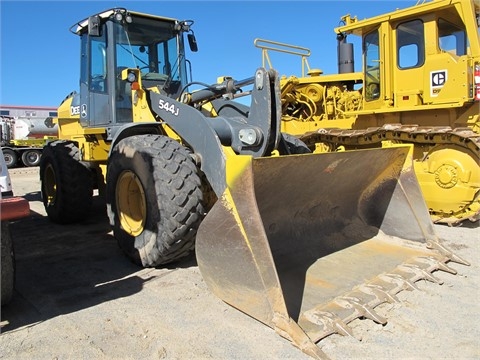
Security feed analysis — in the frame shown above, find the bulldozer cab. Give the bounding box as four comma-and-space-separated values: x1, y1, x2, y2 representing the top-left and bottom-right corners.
337, 0, 480, 111
71, 8, 195, 129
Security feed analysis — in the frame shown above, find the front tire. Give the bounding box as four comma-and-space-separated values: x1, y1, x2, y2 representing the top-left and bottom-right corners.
40, 140, 93, 224
106, 135, 205, 267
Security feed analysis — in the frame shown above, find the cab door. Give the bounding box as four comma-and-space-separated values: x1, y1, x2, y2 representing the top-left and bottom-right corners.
79, 25, 113, 128
392, 19, 426, 108
363, 29, 384, 110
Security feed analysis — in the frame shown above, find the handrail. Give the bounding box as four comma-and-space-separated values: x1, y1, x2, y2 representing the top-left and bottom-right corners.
254, 38, 312, 77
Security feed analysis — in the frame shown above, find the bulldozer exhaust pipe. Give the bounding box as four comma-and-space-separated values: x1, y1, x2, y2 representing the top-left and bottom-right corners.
195, 145, 467, 358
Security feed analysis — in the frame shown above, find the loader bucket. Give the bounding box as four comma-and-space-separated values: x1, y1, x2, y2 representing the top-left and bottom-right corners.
195, 145, 467, 359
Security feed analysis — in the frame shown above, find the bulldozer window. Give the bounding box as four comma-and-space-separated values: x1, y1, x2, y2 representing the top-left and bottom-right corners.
397, 19, 425, 69
438, 18, 467, 56
364, 30, 380, 101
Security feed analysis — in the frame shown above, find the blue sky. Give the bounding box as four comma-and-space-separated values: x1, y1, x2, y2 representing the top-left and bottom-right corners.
0, 1, 416, 107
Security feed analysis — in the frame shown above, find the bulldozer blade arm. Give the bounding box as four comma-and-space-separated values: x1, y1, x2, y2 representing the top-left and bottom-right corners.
196, 146, 466, 357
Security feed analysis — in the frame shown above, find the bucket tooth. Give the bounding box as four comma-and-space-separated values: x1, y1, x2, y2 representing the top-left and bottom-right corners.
435, 261, 458, 275
379, 273, 419, 291
398, 263, 443, 284
415, 256, 458, 275
448, 252, 470, 266
358, 283, 399, 304
427, 240, 470, 266
303, 310, 356, 339
335, 297, 387, 325
369, 275, 409, 295
273, 315, 329, 360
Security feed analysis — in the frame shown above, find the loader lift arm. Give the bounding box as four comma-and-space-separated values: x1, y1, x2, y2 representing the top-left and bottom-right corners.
149, 67, 281, 197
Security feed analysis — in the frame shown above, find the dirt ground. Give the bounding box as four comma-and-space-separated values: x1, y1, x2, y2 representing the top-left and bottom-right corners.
1, 167, 479, 360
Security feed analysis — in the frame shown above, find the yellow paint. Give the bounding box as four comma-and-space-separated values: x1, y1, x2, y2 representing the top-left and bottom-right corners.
116, 170, 146, 236
219, 188, 253, 254
225, 155, 253, 190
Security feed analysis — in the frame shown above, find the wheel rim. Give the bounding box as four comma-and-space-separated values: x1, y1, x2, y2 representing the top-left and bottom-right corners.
116, 170, 146, 236
4, 153, 13, 167
25, 151, 40, 166
43, 163, 57, 205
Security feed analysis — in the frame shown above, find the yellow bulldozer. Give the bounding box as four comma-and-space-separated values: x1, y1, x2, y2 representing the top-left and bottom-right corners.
40, 8, 468, 359
256, 0, 480, 225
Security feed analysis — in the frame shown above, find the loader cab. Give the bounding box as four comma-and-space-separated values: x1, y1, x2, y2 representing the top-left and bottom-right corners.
72, 8, 195, 128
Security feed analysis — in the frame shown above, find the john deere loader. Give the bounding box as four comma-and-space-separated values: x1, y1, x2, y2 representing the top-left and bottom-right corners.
40, 8, 468, 359
256, 0, 480, 225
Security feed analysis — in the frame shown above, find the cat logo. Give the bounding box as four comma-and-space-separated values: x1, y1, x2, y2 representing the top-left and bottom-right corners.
430, 70, 447, 97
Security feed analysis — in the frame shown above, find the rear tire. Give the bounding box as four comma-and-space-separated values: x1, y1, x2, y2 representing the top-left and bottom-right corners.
106, 135, 205, 266
1, 221, 15, 306
21, 149, 42, 167
40, 140, 93, 224
2, 148, 18, 168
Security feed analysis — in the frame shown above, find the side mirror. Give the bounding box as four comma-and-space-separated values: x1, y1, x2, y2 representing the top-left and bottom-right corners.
88, 15, 101, 37
188, 33, 198, 52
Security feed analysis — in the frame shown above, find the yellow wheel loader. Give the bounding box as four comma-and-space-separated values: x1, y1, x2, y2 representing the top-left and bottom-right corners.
256, 0, 480, 225
40, 8, 468, 359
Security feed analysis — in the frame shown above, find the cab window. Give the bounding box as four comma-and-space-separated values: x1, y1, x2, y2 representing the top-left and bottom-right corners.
438, 18, 467, 56
397, 19, 425, 69
364, 30, 380, 101
85, 27, 107, 93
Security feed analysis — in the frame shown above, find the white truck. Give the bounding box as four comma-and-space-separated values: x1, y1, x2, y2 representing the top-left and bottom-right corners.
0, 107, 58, 168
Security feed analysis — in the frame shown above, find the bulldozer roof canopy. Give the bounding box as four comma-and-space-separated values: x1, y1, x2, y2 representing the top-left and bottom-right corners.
335, 0, 479, 36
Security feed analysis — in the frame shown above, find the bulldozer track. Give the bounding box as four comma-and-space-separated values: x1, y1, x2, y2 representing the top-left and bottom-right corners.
300, 124, 480, 154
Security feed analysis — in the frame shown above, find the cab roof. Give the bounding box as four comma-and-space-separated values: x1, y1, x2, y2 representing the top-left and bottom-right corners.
335, 0, 479, 36
70, 8, 179, 35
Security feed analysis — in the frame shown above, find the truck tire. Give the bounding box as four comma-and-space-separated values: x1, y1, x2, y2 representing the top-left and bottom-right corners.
106, 135, 205, 266
40, 140, 93, 224
2, 148, 18, 168
1, 221, 15, 306
21, 149, 42, 167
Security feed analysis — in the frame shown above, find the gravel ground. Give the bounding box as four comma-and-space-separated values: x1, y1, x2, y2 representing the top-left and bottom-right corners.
1, 167, 479, 360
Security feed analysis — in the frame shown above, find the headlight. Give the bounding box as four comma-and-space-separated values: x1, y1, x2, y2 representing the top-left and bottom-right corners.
127, 72, 137, 83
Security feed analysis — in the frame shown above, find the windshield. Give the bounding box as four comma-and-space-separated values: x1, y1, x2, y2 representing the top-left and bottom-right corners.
114, 14, 185, 84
